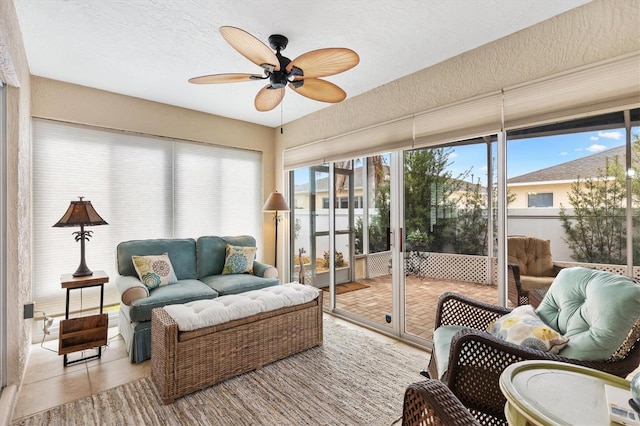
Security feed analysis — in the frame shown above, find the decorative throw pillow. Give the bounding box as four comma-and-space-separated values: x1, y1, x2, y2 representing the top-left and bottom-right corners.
132, 253, 178, 289
487, 304, 569, 354
222, 245, 257, 275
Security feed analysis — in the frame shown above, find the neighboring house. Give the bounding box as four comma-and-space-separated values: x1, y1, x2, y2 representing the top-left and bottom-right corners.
293, 165, 484, 212
507, 145, 627, 209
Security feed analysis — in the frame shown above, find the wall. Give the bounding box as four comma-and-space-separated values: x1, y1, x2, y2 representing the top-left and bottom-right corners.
509, 182, 573, 209
276, 0, 640, 166
0, 0, 33, 417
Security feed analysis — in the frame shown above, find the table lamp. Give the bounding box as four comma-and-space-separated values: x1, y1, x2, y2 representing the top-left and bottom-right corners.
53, 196, 108, 277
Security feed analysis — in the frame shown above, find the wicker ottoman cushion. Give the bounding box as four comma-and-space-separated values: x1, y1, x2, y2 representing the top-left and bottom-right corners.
163, 283, 319, 331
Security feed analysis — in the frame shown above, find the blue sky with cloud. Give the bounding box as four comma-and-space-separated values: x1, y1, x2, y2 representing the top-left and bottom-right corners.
448, 127, 635, 185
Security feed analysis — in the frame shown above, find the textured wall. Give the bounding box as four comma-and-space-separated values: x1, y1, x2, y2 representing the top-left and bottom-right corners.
276, 0, 640, 153
1, 0, 33, 391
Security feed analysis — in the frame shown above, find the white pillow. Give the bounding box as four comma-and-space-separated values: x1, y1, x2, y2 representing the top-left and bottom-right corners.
222, 245, 257, 275
132, 252, 178, 288
487, 305, 569, 354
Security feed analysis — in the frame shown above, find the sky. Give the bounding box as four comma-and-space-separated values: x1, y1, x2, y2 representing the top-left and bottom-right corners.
448, 127, 634, 185
293, 126, 637, 187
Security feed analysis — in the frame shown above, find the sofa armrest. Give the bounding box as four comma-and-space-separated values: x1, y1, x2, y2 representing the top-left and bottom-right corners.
253, 261, 278, 279
116, 275, 149, 306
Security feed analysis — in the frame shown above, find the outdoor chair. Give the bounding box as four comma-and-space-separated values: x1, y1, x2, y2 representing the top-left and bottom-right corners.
402, 380, 480, 426
425, 267, 640, 425
507, 235, 563, 308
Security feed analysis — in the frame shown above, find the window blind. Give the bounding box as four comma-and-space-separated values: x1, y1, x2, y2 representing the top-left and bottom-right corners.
173, 141, 262, 243
32, 119, 262, 318
412, 92, 503, 149
283, 53, 639, 169
503, 52, 640, 130
283, 117, 414, 170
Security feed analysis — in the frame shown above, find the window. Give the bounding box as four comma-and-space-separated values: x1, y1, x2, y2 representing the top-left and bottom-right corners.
32, 119, 262, 320
527, 193, 553, 208
322, 196, 363, 209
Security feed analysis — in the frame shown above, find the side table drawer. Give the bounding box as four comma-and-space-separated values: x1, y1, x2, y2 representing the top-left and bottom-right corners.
58, 313, 108, 355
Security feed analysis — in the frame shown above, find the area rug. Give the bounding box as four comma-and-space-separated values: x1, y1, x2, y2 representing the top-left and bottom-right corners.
12, 318, 427, 426
320, 282, 370, 294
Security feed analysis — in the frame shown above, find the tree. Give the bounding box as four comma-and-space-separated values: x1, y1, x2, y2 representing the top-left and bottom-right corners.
448, 177, 488, 255
403, 148, 465, 252
559, 151, 630, 264
354, 156, 391, 254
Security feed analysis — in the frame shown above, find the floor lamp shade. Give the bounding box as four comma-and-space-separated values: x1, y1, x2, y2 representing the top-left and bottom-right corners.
262, 191, 289, 268
53, 196, 108, 277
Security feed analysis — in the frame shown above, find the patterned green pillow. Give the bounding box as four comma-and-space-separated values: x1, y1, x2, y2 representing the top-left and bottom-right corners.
131, 252, 178, 289
222, 244, 256, 275
487, 304, 569, 354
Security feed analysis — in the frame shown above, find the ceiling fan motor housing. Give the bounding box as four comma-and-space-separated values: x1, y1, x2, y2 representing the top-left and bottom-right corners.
269, 51, 303, 89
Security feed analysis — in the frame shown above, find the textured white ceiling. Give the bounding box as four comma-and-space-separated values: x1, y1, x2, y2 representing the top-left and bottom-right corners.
13, 0, 590, 128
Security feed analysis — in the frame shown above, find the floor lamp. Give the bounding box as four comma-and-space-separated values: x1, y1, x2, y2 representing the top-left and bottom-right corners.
262, 191, 289, 268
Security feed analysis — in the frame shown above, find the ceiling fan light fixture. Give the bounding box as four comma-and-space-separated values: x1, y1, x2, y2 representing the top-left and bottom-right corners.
189, 26, 359, 112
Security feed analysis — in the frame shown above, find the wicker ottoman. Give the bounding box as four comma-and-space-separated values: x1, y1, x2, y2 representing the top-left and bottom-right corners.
151, 285, 323, 404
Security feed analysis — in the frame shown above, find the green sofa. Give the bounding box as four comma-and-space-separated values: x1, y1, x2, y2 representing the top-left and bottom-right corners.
116, 235, 279, 362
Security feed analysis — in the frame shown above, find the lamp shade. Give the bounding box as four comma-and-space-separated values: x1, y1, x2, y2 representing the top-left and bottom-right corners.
53, 197, 108, 227
262, 191, 289, 212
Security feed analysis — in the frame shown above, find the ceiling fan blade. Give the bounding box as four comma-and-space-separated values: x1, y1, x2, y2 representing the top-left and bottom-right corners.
188, 73, 262, 84
289, 78, 346, 103
287, 48, 359, 78
255, 85, 285, 111
220, 26, 279, 71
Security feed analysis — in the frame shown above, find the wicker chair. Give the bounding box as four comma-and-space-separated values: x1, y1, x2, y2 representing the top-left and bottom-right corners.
402, 380, 480, 426
507, 236, 563, 308
426, 269, 640, 425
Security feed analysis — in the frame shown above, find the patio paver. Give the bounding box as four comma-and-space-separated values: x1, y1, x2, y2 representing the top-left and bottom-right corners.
323, 274, 499, 341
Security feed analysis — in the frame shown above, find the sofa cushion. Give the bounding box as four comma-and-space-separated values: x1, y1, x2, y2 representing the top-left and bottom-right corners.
487, 305, 569, 354
536, 267, 640, 361
197, 235, 257, 278
126, 279, 218, 323
117, 238, 197, 280
132, 253, 178, 288
200, 273, 279, 296
222, 244, 257, 275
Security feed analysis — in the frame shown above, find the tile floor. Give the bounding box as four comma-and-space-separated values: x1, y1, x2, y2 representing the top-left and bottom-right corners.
11, 314, 428, 423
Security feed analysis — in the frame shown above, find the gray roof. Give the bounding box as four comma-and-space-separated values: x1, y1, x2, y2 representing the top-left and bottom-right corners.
508, 145, 626, 184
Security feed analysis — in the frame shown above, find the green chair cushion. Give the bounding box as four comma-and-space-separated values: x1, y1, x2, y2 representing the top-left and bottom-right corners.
433, 325, 466, 381
536, 267, 640, 361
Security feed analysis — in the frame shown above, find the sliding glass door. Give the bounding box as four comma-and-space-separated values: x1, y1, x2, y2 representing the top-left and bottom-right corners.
402, 138, 499, 343
290, 155, 394, 330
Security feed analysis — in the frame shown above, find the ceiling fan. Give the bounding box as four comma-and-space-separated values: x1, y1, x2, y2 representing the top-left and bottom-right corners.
189, 26, 360, 112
